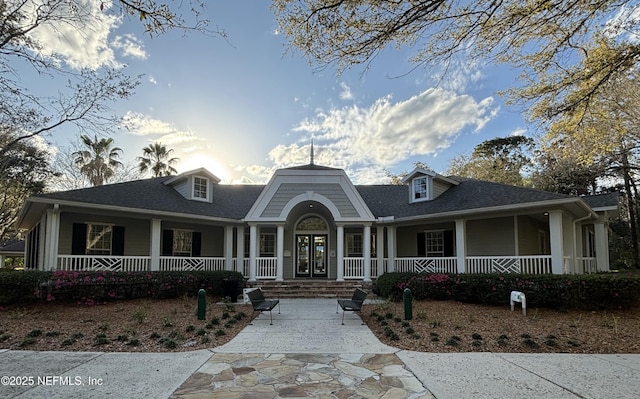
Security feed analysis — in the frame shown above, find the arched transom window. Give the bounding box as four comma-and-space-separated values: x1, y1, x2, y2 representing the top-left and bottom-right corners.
296, 216, 327, 231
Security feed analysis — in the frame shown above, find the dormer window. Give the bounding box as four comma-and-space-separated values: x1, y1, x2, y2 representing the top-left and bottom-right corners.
193, 176, 209, 201
412, 176, 430, 202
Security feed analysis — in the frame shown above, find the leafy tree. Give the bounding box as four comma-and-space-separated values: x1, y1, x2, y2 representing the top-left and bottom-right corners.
0, 129, 57, 241
542, 71, 640, 266
72, 135, 123, 186
52, 139, 143, 190
529, 149, 605, 196
273, 0, 640, 120
0, 1, 223, 155
447, 136, 534, 186
137, 142, 179, 177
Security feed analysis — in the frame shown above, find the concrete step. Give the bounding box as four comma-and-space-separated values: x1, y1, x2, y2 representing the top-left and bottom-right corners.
245, 280, 373, 299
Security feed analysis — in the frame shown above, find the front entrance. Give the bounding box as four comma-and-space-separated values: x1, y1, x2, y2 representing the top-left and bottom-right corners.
296, 234, 328, 278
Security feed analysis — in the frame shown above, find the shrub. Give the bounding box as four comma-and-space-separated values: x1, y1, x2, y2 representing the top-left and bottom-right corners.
376, 272, 640, 310
0, 270, 245, 306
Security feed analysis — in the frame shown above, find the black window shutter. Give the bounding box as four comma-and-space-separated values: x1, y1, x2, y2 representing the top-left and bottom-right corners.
444, 230, 454, 257
72, 223, 87, 255
162, 230, 173, 256
112, 226, 125, 256
192, 232, 202, 257
417, 232, 426, 257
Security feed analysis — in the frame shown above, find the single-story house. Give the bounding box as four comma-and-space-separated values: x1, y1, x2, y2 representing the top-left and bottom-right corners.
0, 238, 25, 269
15, 162, 619, 281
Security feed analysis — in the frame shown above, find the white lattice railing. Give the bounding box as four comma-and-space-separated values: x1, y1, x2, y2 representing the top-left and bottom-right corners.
58, 256, 150, 272
395, 257, 458, 274
159, 257, 225, 271
466, 256, 552, 274
256, 257, 277, 278
343, 257, 364, 278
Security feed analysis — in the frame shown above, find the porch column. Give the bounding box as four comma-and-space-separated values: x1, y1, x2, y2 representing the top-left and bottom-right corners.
386, 226, 396, 273
363, 224, 371, 282
248, 224, 257, 282
455, 219, 466, 273
571, 221, 585, 274
336, 224, 344, 281
236, 227, 245, 275
44, 206, 60, 271
224, 226, 234, 271
276, 224, 284, 281
594, 220, 610, 272
150, 219, 161, 271
548, 210, 564, 274
376, 226, 384, 277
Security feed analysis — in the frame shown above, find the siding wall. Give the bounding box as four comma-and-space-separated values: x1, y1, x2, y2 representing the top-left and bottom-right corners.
162, 222, 225, 256
261, 183, 359, 218
466, 217, 515, 256
432, 180, 450, 199
59, 213, 150, 256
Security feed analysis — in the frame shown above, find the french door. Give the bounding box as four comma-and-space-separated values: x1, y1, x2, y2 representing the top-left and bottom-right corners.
295, 234, 328, 278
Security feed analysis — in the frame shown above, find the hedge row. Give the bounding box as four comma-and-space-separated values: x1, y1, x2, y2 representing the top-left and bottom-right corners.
374, 272, 640, 310
0, 270, 245, 306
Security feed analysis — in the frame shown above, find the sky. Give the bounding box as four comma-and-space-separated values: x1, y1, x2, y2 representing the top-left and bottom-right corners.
25, 1, 532, 185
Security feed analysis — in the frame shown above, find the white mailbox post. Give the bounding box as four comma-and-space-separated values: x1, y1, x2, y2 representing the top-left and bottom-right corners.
510, 291, 527, 316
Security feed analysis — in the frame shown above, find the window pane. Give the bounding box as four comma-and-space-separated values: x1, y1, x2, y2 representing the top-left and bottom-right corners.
86, 224, 112, 255
426, 231, 444, 257
193, 177, 208, 199
347, 234, 363, 256
413, 177, 428, 199
173, 230, 192, 256
260, 233, 275, 256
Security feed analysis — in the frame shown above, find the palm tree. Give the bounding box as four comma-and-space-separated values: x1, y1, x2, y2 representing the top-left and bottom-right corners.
137, 142, 179, 177
72, 135, 123, 186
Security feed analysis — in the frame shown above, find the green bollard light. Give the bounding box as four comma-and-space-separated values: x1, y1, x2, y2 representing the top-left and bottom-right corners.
403, 288, 413, 320
197, 289, 206, 320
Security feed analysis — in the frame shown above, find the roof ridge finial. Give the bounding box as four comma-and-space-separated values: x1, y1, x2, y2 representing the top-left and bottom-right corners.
310, 138, 314, 165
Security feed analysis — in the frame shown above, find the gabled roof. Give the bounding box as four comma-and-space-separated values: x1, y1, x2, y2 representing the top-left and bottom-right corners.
400, 167, 459, 186
357, 177, 588, 220
18, 177, 264, 227
163, 167, 221, 186
0, 238, 24, 255
18, 173, 610, 229
581, 192, 619, 211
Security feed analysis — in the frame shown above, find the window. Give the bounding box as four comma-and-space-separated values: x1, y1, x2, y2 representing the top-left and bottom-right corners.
418, 230, 453, 257
73, 223, 124, 256
425, 231, 444, 257
193, 176, 209, 201
86, 224, 113, 255
346, 233, 363, 257
260, 233, 275, 257
173, 230, 193, 256
412, 176, 430, 201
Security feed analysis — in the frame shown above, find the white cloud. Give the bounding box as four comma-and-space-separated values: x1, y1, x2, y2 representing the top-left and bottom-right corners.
339, 82, 354, 100
21, 0, 122, 69
19, 0, 147, 70
157, 131, 203, 146
111, 34, 147, 60
511, 128, 527, 136
240, 88, 497, 184
121, 111, 177, 136
605, 4, 640, 41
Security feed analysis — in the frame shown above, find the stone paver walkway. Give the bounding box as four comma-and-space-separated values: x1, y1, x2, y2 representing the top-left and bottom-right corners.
170, 352, 432, 399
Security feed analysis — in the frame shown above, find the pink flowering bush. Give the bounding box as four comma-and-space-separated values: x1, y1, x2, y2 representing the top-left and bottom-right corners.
0, 270, 244, 306
375, 272, 640, 310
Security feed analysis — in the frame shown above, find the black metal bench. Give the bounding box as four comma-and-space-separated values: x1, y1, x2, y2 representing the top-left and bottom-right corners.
247, 288, 280, 325
337, 288, 368, 325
